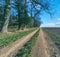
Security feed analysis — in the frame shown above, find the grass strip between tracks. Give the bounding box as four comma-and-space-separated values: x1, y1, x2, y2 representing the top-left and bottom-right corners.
15, 29, 40, 57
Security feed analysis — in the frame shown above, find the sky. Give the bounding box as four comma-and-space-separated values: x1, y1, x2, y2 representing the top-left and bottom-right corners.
40, 0, 60, 27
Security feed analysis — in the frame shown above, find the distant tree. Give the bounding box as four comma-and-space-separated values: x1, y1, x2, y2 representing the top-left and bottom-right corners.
34, 19, 41, 27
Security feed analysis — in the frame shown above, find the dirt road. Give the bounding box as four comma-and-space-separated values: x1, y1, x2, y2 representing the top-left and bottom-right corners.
31, 28, 60, 57
0, 30, 38, 57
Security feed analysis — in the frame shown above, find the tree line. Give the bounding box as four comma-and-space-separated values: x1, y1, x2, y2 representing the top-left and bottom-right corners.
0, 0, 52, 33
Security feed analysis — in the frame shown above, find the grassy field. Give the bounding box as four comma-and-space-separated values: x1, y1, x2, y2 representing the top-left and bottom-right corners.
0, 28, 37, 48
43, 28, 60, 50
15, 29, 40, 57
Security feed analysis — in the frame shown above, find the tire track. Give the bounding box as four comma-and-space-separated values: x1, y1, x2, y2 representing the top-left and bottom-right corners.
31, 29, 50, 57
0, 29, 38, 57
31, 28, 60, 57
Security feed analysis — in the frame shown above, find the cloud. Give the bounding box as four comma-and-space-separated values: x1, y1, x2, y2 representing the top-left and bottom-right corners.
56, 22, 60, 25
40, 23, 56, 27
57, 18, 60, 21
40, 20, 60, 27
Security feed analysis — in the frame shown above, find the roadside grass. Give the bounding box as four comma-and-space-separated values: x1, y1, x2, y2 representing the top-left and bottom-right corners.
44, 29, 60, 49
0, 28, 37, 48
15, 29, 40, 57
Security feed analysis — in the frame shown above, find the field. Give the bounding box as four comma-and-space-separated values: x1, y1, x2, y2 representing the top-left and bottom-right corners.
0, 28, 60, 57
43, 28, 60, 50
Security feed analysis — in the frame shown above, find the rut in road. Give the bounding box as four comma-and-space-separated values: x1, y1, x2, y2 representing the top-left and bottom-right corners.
0, 30, 38, 57
31, 29, 60, 57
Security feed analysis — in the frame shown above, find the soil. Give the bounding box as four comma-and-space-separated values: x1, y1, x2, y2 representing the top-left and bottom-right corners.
0, 30, 38, 57
31, 28, 60, 57
43, 28, 60, 35
0, 28, 60, 57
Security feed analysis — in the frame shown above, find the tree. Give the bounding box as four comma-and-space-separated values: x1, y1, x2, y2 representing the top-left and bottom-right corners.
13, 0, 24, 30
0, 0, 5, 31
13, 0, 32, 30
27, 0, 52, 27
2, 0, 11, 33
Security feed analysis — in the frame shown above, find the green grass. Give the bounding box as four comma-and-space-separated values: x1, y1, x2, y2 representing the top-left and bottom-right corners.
44, 29, 60, 49
0, 28, 37, 48
15, 29, 40, 57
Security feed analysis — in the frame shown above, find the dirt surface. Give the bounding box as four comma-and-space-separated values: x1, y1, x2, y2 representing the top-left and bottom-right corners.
43, 28, 60, 35
31, 28, 60, 57
0, 29, 38, 57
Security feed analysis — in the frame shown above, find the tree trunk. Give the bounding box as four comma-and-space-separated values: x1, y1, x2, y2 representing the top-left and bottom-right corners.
2, 0, 11, 33
17, 7, 21, 30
